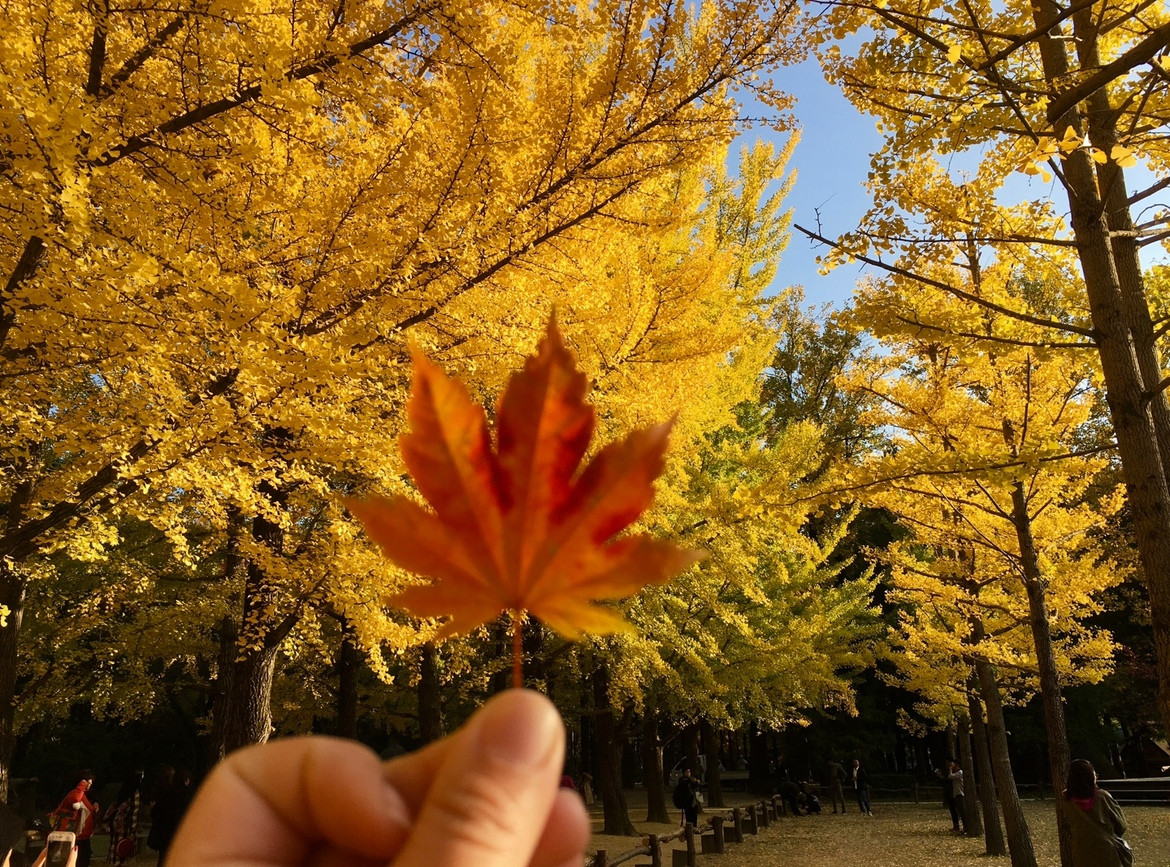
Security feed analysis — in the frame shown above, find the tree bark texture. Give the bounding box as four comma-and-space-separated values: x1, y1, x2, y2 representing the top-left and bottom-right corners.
957, 713, 983, 837
593, 667, 636, 836
214, 641, 279, 757
968, 685, 1007, 856
643, 708, 669, 823
0, 479, 34, 803
974, 649, 1037, 867
1069, 9, 1170, 478
1011, 482, 1073, 866
336, 621, 359, 740
702, 719, 725, 808
0, 564, 25, 804
210, 441, 295, 758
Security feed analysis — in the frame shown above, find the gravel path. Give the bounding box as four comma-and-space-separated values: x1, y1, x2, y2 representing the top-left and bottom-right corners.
589, 797, 1170, 866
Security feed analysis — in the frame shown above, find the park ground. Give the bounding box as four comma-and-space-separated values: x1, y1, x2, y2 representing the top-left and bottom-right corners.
588, 792, 1170, 866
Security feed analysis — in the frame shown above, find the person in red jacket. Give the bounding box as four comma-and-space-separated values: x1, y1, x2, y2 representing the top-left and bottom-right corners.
51, 772, 98, 867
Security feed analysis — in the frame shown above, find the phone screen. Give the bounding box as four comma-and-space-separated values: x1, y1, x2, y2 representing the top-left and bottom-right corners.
45, 840, 73, 867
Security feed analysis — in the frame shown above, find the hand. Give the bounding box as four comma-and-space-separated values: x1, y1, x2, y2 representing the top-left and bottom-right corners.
168, 689, 591, 867
29, 844, 78, 867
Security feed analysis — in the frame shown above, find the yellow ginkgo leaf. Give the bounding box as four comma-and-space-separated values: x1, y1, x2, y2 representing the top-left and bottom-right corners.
1022, 160, 1053, 183
946, 43, 961, 63
1111, 145, 1138, 168
1089, 148, 1108, 164
1059, 125, 1083, 153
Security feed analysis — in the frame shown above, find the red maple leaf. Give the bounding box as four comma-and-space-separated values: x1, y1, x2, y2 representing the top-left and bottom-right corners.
345, 318, 703, 646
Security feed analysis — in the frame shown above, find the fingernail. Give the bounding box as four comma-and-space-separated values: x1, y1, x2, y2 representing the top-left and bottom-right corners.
477, 690, 561, 769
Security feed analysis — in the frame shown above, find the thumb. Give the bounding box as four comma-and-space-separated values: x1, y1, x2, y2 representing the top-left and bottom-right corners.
394, 689, 565, 867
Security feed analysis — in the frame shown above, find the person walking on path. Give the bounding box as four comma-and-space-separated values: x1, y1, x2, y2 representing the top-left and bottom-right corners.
105, 770, 144, 864
148, 767, 193, 866
51, 771, 99, 867
827, 761, 847, 813
851, 759, 872, 815
946, 759, 966, 834
1062, 759, 1133, 867
672, 768, 701, 827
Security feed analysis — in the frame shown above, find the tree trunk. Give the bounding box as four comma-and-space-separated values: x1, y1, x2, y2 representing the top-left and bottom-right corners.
968, 685, 1007, 856
684, 724, 700, 779
1010, 482, 1073, 866
336, 620, 358, 739
974, 650, 1037, 867
0, 479, 34, 803
1069, 9, 1170, 476
748, 723, 769, 792
1029, 0, 1170, 739
957, 713, 982, 837
213, 641, 279, 757
0, 564, 25, 804
643, 708, 669, 823
210, 444, 297, 759
702, 719, 725, 808
593, 667, 636, 836
418, 642, 443, 744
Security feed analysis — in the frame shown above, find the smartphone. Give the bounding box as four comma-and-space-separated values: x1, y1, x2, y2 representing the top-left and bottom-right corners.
44, 831, 75, 867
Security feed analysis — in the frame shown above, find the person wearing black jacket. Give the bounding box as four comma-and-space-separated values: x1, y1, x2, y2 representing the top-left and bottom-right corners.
851, 759, 872, 815
671, 769, 701, 827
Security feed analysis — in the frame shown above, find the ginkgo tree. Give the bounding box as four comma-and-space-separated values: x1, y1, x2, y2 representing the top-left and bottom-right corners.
844, 269, 1128, 866
805, 0, 1170, 734
1, 0, 811, 792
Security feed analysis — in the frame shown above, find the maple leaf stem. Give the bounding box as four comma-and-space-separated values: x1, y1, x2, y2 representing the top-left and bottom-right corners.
512, 611, 524, 689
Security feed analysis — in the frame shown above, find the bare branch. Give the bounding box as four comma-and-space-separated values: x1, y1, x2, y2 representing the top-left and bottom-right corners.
793, 223, 1095, 338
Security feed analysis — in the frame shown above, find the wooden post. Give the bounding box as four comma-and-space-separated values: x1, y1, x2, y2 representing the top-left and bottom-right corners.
594, 850, 608, 867
772, 795, 783, 818
759, 800, 770, 827
732, 806, 744, 843
710, 816, 725, 854
649, 834, 661, 867
685, 823, 697, 867
746, 803, 758, 834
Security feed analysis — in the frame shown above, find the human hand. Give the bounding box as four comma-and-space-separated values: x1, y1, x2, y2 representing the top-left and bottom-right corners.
29, 843, 77, 867
168, 689, 591, 866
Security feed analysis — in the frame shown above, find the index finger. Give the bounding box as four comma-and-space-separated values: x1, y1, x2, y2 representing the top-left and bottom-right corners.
169, 735, 451, 865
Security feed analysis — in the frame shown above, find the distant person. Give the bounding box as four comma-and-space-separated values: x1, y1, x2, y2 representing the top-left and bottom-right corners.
852, 758, 872, 815
779, 778, 801, 816
580, 771, 595, 806
1062, 759, 1133, 867
148, 767, 193, 865
799, 782, 821, 815
827, 760, 847, 813
946, 759, 966, 834
672, 768, 701, 827
105, 770, 144, 864
50, 771, 98, 867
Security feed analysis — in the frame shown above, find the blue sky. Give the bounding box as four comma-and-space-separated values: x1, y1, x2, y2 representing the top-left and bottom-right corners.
738, 56, 884, 310
743, 56, 1169, 314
